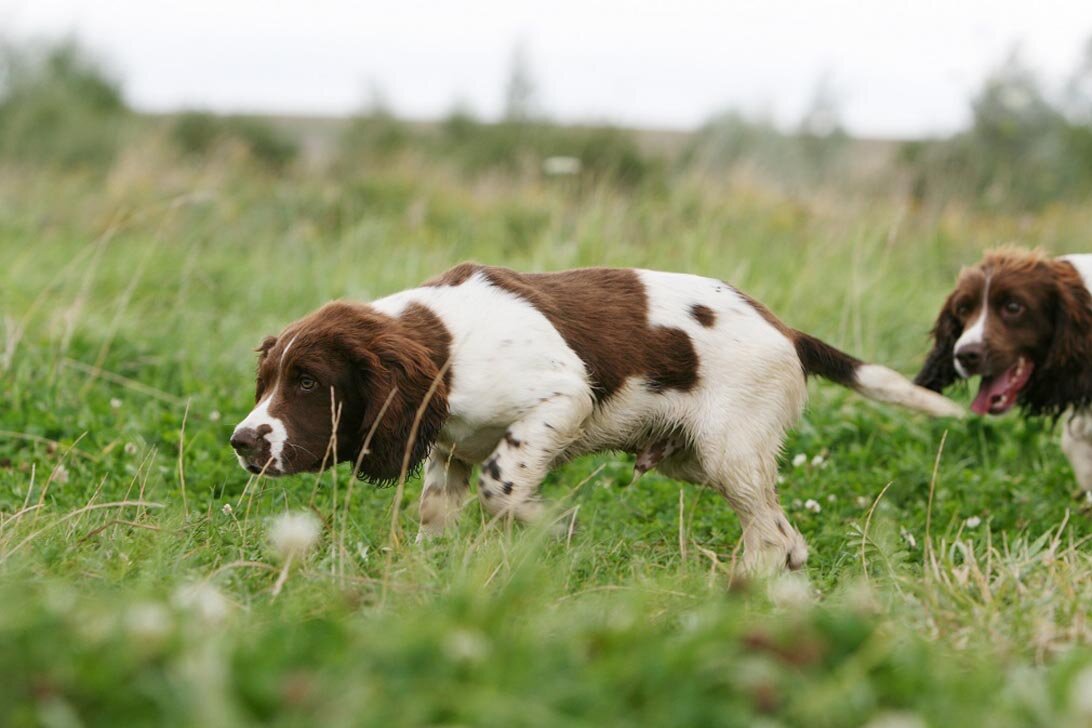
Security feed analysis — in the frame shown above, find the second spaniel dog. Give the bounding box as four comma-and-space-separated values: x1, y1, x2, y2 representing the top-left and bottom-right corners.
231, 263, 961, 573
915, 249, 1092, 489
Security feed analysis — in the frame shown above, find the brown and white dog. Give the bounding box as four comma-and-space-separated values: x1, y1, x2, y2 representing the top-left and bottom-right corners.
231, 263, 962, 572
915, 250, 1092, 489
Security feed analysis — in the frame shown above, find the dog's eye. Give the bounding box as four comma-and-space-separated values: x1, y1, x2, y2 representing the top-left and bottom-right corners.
1001, 300, 1025, 318
955, 302, 971, 318
299, 375, 318, 391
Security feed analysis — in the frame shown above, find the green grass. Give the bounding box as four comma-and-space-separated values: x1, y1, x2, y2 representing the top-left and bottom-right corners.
4, 157, 1092, 727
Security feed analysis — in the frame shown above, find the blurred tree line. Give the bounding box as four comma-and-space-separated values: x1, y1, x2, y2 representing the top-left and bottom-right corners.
2, 35, 1092, 209
900, 42, 1092, 210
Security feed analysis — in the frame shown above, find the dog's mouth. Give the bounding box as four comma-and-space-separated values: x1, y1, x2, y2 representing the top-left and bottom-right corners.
970, 356, 1034, 415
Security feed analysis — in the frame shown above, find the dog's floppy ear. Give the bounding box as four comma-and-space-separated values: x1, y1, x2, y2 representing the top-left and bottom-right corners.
914, 293, 962, 393
253, 335, 278, 401
1022, 261, 1092, 418
340, 308, 449, 483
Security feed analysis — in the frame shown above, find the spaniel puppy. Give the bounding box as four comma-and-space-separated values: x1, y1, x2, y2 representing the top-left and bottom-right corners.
232, 263, 962, 573
915, 249, 1092, 489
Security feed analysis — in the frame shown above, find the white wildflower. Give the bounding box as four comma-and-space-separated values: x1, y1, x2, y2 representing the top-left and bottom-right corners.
443, 628, 490, 663
965, 516, 982, 529
804, 499, 821, 513
792, 453, 807, 468
221, 503, 233, 516
125, 601, 171, 644
767, 573, 814, 609
826, 494, 837, 503
209, 410, 221, 422
542, 156, 581, 176
811, 453, 825, 467
110, 397, 122, 409
856, 495, 870, 509
124, 442, 138, 455
792, 498, 803, 509
900, 527, 917, 549
1070, 664, 1092, 716
51, 464, 69, 484
172, 582, 231, 625
268, 511, 322, 562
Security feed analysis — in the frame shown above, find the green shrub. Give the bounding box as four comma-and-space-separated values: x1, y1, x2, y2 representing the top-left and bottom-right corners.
0, 38, 129, 168
170, 111, 298, 170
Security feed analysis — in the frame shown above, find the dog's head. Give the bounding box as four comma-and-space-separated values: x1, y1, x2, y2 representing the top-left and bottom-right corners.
915, 249, 1092, 418
230, 301, 449, 482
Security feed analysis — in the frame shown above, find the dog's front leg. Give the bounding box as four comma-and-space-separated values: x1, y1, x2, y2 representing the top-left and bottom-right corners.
1062, 411, 1092, 492
417, 447, 473, 541
476, 391, 593, 525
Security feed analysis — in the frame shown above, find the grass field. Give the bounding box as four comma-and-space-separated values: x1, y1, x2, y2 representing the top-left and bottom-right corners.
4, 153, 1092, 727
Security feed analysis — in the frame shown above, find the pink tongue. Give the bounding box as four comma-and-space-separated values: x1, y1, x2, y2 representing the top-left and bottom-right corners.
971, 374, 1012, 415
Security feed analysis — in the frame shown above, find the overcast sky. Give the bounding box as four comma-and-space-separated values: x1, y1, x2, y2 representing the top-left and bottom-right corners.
2, 0, 1091, 137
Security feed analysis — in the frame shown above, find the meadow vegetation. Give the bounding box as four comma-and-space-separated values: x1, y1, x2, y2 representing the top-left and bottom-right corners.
3, 37, 1092, 726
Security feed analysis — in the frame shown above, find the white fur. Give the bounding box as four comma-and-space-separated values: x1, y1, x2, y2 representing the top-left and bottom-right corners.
855, 364, 965, 418
233, 392, 288, 472
1061, 254, 1092, 291
953, 278, 989, 378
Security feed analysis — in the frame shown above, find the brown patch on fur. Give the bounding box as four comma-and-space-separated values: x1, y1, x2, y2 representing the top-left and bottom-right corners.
690, 304, 716, 327
252, 300, 451, 482
916, 248, 1092, 417
442, 263, 699, 400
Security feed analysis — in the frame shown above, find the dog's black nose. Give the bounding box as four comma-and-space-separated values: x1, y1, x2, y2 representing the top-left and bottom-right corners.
230, 427, 260, 455
955, 344, 984, 373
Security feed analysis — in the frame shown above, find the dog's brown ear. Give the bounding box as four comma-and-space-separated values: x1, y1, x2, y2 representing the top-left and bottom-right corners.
253, 336, 278, 401
1021, 261, 1092, 418
341, 310, 449, 483
914, 293, 962, 393
256, 336, 277, 355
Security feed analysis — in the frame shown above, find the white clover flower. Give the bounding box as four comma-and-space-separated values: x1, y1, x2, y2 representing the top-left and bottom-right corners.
172, 582, 231, 625
209, 410, 222, 422
804, 499, 821, 513
826, 494, 837, 503
965, 516, 982, 529
124, 442, 138, 455
443, 628, 490, 663
110, 397, 122, 409
221, 503, 233, 516
51, 464, 69, 484
900, 528, 917, 549
268, 511, 322, 562
811, 453, 825, 467
125, 601, 172, 644
1071, 664, 1092, 716
792, 453, 807, 468
856, 496, 870, 509
767, 573, 814, 609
